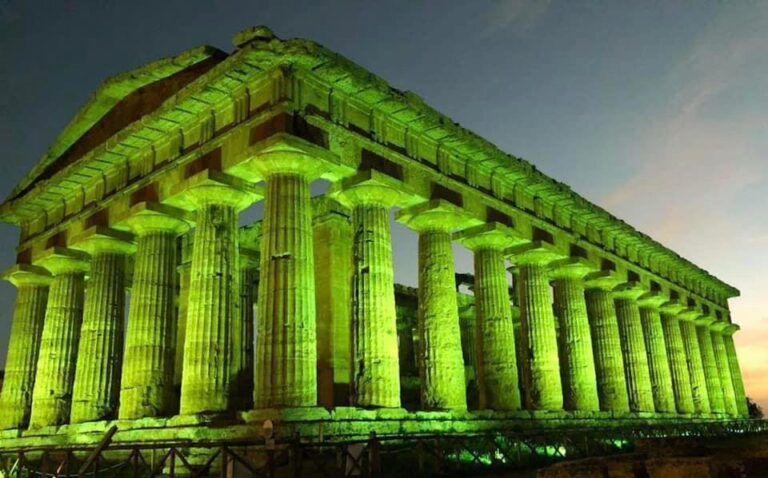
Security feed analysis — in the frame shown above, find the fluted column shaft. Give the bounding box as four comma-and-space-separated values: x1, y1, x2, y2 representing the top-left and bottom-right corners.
255, 173, 317, 407
679, 317, 710, 414
723, 331, 749, 417
231, 261, 256, 410
517, 259, 562, 410
696, 321, 724, 414
0, 267, 50, 429
551, 273, 599, 411
585, 287, 629, 412
638, 305, 675, 413
417, 230, 466, 410
711, 329, 738, 416
660, 312, 694, 414
120, 212, 187, 419
474, 248, 520, 410
30, 252, 88, 428
614, 293, 654, 412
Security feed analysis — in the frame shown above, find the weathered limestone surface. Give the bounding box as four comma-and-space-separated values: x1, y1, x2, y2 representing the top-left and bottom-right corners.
313, 198, 353, 408
584, 278, 629, 413
613, 287, 654, 413
232, 253, 257, 411
550, 261, 599, 412
176, 176, 258, 415
637, 298, 676, 413
70, 229, 134, 423
457, 224, 521, 411
255, 173, 317, 408
679, 315, 711, 414
723, 328, 749, 417
695, 319, 724, 414
512, 245, 563, 411
660, 310, 695, 414
0, 265, 51, 429
119, 206, 189, 419
29, 249, 89, 428
174, 233, 193, 393
710, 327, 738, 416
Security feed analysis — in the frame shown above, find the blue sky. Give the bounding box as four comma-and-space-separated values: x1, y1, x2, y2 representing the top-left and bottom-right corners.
0, 1, 766, 409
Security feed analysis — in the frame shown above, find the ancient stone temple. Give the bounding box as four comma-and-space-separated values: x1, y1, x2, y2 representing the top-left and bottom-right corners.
0, 26, 754, 467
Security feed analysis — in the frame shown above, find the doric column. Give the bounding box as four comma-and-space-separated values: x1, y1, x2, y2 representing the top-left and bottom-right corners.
710, 322, 739, 416
312, 198, 352, 407
117, 203, 190, 419
456, 223, 522, 411
695, 316, 725, 414
251, 153, 328, 409
174, 232, 194, 396
584, 272, 629, 413
29, 248, 89, 428
69, 228, 134, 423
613, 283, 654, 413
170, 171, 260, 414
679, 308, 711, 414
659, 302, 695, 414
0, 265, 51, 429
397, 200, 480, 410
549, 258, 599, 412
508, 241, 564, 411
231, 247, 258, 411
337, 171, 414, 408
722, 324, 749, 417
637, 293, 676, 413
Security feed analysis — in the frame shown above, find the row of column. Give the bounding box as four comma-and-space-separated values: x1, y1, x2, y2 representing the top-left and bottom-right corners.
0, 166, 750, 430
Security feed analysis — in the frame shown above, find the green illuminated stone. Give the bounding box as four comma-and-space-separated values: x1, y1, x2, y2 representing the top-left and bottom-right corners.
232, 251, 258, 411
0, 265, 51, 429
637, 294, 676, 413
29, 248, 89, 428
174, 233, 193, 396
339, 172, 413, 408
117, 204, 190, 419
613, 285, 654, 413
509, 242, 564, 411
550, 259, 599, 412
457, 223, 522, 411
172, 173, 259, 414
397, 200, 481, 410
695, 318, 724, 414
710, 324, 738, 416
722, 326, 749, 417
312, 198, 353, 407
70, 228, 134, 423
660, 307, 695, 414
255, 171, 318, 408
584, 273, 629, 413
679, 311, 711, 414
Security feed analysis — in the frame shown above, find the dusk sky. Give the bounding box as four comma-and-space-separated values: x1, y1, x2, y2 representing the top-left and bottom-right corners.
0, 1, 766, 409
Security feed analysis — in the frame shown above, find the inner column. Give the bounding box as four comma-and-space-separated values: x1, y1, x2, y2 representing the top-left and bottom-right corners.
29, 248, 89, 428
0, 265, 51, 429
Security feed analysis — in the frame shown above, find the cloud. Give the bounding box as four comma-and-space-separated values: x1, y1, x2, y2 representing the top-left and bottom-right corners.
484, 0, 552, 36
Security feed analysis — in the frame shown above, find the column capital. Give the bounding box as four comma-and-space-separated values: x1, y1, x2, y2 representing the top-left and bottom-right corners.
710, 320, 732, 333
1, 264, 52, 287
396, 199, 482, 234
583, 270, 622, 291
455, 222, 525, 252
636, 290, 667, 309
311, 196, 350, 223
549, 257, 593, 280
612, 281, 645, 300
659, 299, 685, 316
33, 247, 89, 276
507, 240, 566, 266
115, 202, 192, 236
334, 170, 418, 209
168, 169, 263, 212
70, 226, 135, 255
719, 323, 740, 336
240, 247, 260, 268
694, 315, 716, 327
678, 307, 704, 322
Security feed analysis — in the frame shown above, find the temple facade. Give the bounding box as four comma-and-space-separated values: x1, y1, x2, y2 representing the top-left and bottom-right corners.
0, 27, 750, 446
